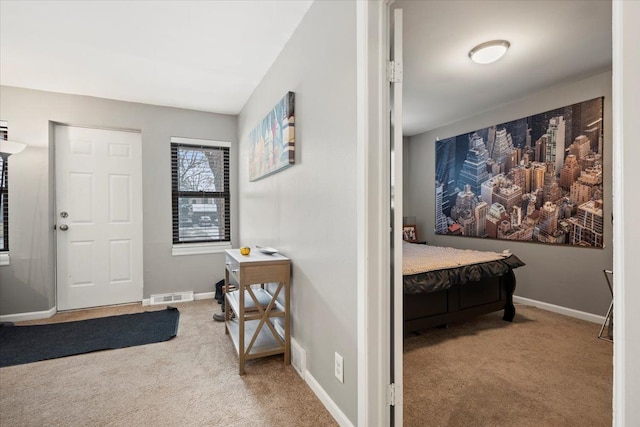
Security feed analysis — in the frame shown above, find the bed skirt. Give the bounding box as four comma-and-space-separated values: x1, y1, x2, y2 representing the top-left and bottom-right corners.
403, 268, 519, 335
403, 254, 525, 294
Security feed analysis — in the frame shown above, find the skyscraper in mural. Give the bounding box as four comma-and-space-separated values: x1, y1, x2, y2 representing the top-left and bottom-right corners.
435, 137, 457, 216
434, 183, 449, 235
545, 116, 566, 176
568, 200, 604, 247
457, 133, 490, 197
490, 128, 515, 173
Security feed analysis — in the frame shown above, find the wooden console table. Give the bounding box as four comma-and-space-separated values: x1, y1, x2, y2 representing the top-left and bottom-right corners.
224, 249, 290, 374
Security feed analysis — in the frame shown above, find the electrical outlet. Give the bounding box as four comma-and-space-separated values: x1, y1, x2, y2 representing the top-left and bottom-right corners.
334, 352, 344, 383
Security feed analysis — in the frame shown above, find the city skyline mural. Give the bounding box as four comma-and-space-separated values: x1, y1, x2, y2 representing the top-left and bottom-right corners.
434, 97, 604, 248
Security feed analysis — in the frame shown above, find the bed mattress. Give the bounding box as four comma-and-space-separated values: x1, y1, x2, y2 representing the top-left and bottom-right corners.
402, 242, 525, 294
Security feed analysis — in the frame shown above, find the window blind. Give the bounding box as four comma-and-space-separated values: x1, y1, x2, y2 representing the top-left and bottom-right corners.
171, 141, 230, 245
1, 121, 9, 252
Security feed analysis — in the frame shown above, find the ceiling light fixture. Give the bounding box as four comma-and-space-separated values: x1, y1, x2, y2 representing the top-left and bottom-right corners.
468, 40, 510, 64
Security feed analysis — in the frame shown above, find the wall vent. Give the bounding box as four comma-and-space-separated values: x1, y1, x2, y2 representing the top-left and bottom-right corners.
291, 337, 306, 380
149, 291, 194, 305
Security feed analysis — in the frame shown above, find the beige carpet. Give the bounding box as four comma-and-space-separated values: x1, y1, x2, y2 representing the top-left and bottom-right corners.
0, 300, 337, 427
1, 301, 613, 426
404, 304, 613, 427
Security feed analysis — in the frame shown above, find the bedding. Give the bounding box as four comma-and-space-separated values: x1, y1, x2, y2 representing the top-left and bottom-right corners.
403, 242, 525, 294
402, 241, 525, 334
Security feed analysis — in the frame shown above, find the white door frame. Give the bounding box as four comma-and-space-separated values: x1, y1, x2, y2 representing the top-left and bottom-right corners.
356, 1, 396, 425
390, 8, 404, 426
358, 1, 639, 426
612, 1, 639, 425
54, 123, 144, 311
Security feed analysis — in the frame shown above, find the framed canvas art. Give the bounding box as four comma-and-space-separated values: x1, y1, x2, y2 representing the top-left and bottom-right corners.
249, 92, 295, 181
403, 225, 418, 242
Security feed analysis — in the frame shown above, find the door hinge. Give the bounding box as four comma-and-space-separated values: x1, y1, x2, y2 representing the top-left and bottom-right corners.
387, 383, 396, 406
387, 60, 403, 83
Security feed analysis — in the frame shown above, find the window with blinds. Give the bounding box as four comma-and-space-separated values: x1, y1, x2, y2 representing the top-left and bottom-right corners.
171, 138, 230, 245
1, 121, 9, 252
0, 156, 7, 252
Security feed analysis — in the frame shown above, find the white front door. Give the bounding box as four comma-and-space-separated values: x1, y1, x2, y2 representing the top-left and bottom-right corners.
55, 125, 143, 311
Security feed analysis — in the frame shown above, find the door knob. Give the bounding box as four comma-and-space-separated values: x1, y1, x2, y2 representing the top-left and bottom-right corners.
59, 224, 69, 231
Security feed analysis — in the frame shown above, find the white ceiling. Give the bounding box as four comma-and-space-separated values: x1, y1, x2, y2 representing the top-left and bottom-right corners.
395, 0, 612, 136
1, 1, 612, 135
0, 0, 313, 115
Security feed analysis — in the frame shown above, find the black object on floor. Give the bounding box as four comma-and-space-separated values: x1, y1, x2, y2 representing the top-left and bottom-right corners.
0, 307, 180, 368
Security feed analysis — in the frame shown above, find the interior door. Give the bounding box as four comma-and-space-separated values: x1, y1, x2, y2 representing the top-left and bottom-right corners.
390, 7, 404, 426
55, 125, 143, 311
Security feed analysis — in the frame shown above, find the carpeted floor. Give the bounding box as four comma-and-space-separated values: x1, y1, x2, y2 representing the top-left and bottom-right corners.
0, 300, 337, 427
403, 304, 613, 427
0, 301, 613, 426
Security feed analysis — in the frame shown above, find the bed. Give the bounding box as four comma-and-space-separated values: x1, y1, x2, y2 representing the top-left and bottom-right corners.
403, 242, 525, 335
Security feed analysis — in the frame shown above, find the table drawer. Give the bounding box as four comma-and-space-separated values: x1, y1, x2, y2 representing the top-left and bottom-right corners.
226, 255, 240, 282
243, 264, 289, 284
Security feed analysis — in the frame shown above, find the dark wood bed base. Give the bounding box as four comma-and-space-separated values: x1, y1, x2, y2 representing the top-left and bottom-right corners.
403, 269, 517, 336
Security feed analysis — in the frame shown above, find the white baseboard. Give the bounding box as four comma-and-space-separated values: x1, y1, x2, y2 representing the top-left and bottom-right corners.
290, 337, 353, 427
0, 306, 57, 323
514, 295, 606, 324
304, 370, 355, 427
142, 291, 216, 306
2, 291, 219, 320
194, 291, 215, 301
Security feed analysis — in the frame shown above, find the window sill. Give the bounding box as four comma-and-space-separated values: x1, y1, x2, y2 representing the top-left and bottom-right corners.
0, 252, 10, 266
172, 242, 232, 256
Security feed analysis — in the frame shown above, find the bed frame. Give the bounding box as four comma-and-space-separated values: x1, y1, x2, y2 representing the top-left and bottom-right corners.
403, 269, 516, 336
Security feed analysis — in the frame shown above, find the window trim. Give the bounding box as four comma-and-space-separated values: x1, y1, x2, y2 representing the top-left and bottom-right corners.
172, 241, 231, 256
170, 137, 231, 255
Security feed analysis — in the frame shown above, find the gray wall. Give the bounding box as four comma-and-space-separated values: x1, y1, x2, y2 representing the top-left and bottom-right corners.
237, 1, 358, 423
406, 70, 612, 316
0, 85, 238, 315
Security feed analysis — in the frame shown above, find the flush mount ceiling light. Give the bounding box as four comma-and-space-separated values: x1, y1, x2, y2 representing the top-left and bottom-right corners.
468, 40, 510, 64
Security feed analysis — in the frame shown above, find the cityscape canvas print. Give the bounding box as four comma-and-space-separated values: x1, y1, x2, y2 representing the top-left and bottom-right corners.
434, 97, 604, 248
249, 91, 295, 181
